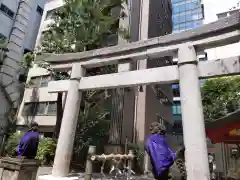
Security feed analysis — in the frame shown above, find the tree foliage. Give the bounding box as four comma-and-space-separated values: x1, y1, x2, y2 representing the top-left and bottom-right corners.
21, 52, 34, 73
74, 91, 111, 152
37, 0, 128, 152
40, 0, 128, 53
201, 76, 240, 121
0, 39, 8, 52
0, 39, 8, 65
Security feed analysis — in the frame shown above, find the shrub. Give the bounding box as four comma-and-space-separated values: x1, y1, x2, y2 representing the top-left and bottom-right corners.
36, 137, 57, 166
5, 132, 24, 157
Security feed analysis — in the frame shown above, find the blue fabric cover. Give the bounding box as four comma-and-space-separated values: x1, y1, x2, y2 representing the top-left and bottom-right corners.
17, 130, 39, 159
145, 134, 176, 176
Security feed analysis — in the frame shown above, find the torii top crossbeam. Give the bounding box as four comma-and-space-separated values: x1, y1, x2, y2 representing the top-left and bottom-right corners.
40, 13, 240, 93
40, 12, 240, 70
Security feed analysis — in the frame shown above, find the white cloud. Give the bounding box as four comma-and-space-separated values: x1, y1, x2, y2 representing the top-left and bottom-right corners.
203, 0, 240, 23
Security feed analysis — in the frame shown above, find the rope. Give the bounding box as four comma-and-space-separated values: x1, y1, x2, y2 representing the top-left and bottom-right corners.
100, 154, 107, 178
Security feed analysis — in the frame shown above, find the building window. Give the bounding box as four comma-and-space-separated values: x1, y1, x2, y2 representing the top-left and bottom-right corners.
47, 102, 57, 115
0, 4, 14, 18
172, 84, 180, 97
41, 75, 50, 87
198, 52, 208, 61
37, 5, 43, 16
29, 75, 52, 88
23, 101, 57, 116
173, 122, 183, 134
172, 0, 203, 32
30, 77, 41, 87
22, 103, 37, 116
172, 101, 181, 115
38, 102, 48, 115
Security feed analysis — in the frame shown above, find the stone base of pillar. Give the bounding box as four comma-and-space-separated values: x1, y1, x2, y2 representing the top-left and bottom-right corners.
0, 157, 39, 180
38, 173, 108, 180
38, 175, 79, 180
39, 174, 158, 180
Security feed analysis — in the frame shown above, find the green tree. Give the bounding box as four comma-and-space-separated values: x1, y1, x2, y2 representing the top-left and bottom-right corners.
20, 52, 34, 75
37, 0, 128, 146
40, 0, 128, 53
201, 76, 240, 121
72, 89, 111, 167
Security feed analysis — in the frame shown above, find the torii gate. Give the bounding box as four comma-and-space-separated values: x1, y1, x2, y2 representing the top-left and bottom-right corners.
40, 13, 240, 180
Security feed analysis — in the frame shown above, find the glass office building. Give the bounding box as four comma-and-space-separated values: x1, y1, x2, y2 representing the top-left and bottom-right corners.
171, 0, 204, 135
172, 0, 204, 33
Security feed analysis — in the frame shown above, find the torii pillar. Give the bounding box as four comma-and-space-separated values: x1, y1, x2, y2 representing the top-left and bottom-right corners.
52, 63, 84, 177
178, 45, 210, 180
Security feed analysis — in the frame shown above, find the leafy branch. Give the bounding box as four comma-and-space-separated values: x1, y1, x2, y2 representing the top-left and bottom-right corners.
201, 76, 240, 121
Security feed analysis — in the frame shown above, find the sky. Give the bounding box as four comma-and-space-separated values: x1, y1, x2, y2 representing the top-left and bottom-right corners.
203, 0, 240, 23
203, 0, 240, 60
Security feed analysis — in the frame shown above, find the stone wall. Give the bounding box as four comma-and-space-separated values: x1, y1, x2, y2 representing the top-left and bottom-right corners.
0, 157, 39, 180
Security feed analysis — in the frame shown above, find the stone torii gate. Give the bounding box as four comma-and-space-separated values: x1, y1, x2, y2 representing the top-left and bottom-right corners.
40, 13, 240, 180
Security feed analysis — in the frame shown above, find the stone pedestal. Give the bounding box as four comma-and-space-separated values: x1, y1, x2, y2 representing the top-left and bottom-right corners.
38, 175, 79, 180
0, 157, 39, 180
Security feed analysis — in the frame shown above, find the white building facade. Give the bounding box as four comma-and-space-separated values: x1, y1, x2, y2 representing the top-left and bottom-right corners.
17, 0, 66, 136
17, 65, 61, 135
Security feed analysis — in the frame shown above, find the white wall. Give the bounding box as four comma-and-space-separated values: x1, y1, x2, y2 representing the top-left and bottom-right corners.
17, 66, 59, 127
35, 0, 64, 48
